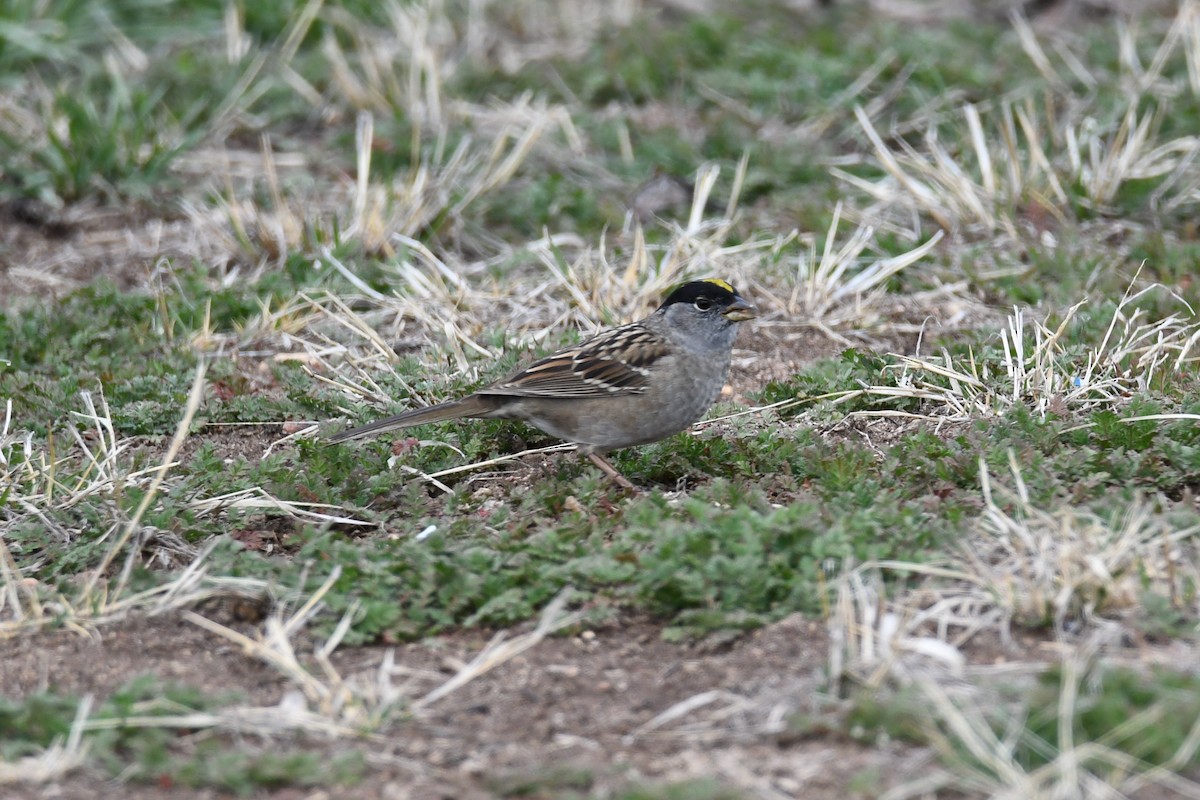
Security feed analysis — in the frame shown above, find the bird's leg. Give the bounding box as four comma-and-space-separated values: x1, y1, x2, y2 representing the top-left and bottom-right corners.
585, 452, 638, 492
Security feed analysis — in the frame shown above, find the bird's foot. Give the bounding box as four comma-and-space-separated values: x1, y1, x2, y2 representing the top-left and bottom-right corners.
585, 452, 640, 495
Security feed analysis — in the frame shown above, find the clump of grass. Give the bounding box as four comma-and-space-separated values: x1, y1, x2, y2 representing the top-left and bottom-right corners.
966, 457, 1200, 632
0, 75, 202, 203
0, 692, 91, 785
785, 202, 947, 337
829, 583, 1200, 799
856, 281, 1200, 422
0, 678, 364, 793
841, 5, 1200, 238
893, 656, 1200, 799
826, 457, 1198, 667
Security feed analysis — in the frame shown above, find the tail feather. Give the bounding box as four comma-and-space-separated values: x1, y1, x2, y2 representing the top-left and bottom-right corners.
327, 394, 497, 443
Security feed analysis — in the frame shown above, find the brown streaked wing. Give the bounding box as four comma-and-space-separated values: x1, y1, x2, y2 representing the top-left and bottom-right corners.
480, 324, 671, 398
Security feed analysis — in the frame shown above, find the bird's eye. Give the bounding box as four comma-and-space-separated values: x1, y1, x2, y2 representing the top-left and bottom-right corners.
694, 297, 713, 311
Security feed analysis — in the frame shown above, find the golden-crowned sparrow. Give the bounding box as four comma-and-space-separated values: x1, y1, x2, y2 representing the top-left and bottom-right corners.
329, 278, 757, 488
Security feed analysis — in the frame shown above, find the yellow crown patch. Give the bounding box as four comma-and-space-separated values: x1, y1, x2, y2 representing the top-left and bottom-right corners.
701, 278, 735, 293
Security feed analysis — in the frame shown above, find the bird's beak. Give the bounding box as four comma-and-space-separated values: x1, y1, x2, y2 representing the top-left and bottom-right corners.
722, 297, 758, 322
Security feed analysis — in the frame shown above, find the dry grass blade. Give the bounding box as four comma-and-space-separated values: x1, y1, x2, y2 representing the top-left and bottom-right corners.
421, 442, 573, 482
415, 588, 583, 709
535, 166, 779, 328
0, 696, 92, 785
827, 563, 968, 693
321, 0, 449, 123
971, 455, 1200, 632
190, 90, 572, 265
884, 645, 1200, 800
82, 361, 207, 602
347, 95, 569, 255
180, 141, 310, 268
175, 571, 584, 733
0, 534, 41, 624
4, 371, 225, 636
623, 689, 747, 744
877, 675, 1034, 800
856, 452, 1199, 650
187, 487, 375, 527
80, 701, 359, 740
789, 202, 945, 330
177, 580, 584, 731
183, 566, 390, 727
855, 283, 1200, 423
1010, 9, 1066, 90
846, 7, 1200, 235
1, 526, 270, 637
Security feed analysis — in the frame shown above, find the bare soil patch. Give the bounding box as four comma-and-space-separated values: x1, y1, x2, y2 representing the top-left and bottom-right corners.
1, 612, 937, 798
14, 607, 1173, 799
2, 616, 288, 704
0, 199, 214, 308
172, 424, 292, 466
730, 322, 844, 398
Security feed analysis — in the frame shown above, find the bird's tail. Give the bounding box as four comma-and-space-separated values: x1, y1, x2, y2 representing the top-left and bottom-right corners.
327, 395, 497, 443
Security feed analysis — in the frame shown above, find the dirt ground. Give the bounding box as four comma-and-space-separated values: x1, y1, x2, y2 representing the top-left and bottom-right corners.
2, 611, 984, 799
8, 605, 1200, 798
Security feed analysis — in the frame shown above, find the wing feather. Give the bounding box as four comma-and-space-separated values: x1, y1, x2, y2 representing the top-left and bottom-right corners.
481, 324, 671, 399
